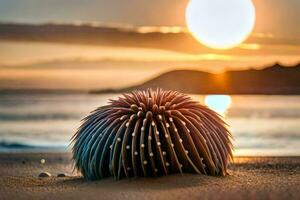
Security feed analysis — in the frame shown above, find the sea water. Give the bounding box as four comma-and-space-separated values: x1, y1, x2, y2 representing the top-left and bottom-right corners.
0, 93, 299, 156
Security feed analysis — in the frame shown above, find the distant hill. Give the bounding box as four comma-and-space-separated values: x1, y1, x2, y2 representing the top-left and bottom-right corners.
91, 63, 300, 94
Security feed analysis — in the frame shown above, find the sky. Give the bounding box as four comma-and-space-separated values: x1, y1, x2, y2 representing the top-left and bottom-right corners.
0, 0, 299, 36
0, 0, 299, 90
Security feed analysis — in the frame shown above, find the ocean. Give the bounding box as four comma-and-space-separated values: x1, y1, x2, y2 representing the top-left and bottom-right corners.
0, 93, 299, 156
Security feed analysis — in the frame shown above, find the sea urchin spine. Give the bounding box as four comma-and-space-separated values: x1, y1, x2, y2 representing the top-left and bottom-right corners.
71, 89, 233, 180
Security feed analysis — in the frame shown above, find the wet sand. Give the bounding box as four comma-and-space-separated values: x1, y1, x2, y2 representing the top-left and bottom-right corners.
0, 153, 299, 200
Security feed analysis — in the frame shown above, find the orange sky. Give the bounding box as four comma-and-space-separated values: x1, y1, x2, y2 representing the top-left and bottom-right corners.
0, 0, 299, 89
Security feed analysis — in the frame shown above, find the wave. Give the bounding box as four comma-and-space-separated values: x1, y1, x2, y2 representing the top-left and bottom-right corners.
234, 132, 300, 139
228, 109, 300, 119
0, 141, 38, 149
0, 141, 67, 152
0, 113, 81, 121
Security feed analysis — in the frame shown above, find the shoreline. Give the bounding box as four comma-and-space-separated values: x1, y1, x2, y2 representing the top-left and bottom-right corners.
2, 88, 300, 96
0, 153, 299, 200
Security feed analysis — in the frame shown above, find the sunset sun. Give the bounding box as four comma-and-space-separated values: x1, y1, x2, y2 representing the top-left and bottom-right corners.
186, 0, 256, 49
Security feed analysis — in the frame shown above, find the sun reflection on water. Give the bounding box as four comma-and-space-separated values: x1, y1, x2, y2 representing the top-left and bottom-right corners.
204, 95, 232, 116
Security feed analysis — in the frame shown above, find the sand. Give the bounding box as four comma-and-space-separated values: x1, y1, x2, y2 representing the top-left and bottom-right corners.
0, 153, 299, 200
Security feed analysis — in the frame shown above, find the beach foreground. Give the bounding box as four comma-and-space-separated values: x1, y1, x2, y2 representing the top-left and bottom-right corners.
0, 153, 299, 200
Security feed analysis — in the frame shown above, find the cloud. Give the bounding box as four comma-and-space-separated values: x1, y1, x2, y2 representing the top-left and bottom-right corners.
0, 22, 299, 56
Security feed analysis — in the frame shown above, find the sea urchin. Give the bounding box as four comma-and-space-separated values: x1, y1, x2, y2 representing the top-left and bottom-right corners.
71, 89, 233, 180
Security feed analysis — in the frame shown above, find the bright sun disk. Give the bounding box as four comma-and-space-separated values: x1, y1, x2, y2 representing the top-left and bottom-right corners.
186, 0, 256, 49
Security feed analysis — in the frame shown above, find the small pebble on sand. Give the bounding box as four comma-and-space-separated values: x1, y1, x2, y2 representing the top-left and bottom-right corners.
57, 173, 67, 177
40, 159, 46, 164
38, 172, 51, 177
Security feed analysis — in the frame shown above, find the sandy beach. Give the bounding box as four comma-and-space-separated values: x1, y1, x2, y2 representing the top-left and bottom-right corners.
0, 153, 299, 200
